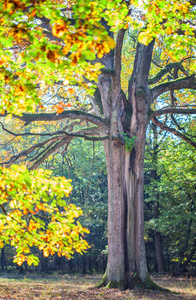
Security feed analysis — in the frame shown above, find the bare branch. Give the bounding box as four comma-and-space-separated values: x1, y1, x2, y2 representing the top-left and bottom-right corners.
30, 139, 68, 170
152, 117, 196, 149
0, 136, 64, 166
0, 122, 103, 139
149, 107, 196, 120
0, 110, 107, 129
0, 122, 113, 168
0, 122, 70, 137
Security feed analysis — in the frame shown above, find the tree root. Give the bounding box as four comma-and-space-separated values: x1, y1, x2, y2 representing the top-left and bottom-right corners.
143, 275, 170, 292
96, 272, 107, 288
97, 273, 173, 292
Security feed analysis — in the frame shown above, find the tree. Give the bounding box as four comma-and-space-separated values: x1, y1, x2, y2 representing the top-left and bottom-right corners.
0, 0, 196, 289
150, 137, 196, 274
144, 122, 166, 274
144, 120, 196, 274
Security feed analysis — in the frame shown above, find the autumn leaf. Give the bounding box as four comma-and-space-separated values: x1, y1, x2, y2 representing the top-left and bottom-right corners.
68, 88, 75, 94
47, 50, 59, 63
64, 103, 73, 107
0, 165, 88, 266
52, 20, 67, 38
166, 27, 173, 35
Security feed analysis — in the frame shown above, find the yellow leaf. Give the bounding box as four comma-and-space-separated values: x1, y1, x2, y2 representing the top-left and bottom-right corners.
43, 248, 49, 257
9, 200, 17, 208
105, 36, 116, 49
138, 31, 153, 46
180, 4, 189, 14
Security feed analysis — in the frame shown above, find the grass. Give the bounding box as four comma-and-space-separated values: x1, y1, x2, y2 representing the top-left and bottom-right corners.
0, 273, 195, 299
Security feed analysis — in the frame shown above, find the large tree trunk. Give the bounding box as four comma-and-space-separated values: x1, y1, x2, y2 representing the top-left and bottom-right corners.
96, 40, 160, 289
100, 119, 150, 289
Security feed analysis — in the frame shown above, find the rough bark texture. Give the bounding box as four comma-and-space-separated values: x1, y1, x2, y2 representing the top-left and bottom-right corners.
96, 40, 156, 289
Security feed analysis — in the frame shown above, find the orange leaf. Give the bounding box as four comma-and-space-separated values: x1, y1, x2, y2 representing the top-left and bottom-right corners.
57, 106, 64, 113
35, 205, 39, 213
166, 27, 173, 35
30, 9, 36, 17
52, 20, 67, 38
64, 103, 73, 107
68, 88, 75, 94
23, 208, 29, 215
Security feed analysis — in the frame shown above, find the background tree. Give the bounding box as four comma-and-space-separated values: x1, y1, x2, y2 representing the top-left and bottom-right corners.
43, 138, 108, 274
0, 0, 196, 290
144, 119, 196, 274
148, 137, 196, 274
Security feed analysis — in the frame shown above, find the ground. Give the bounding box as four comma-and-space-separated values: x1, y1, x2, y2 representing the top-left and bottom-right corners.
0, 273, 195, 299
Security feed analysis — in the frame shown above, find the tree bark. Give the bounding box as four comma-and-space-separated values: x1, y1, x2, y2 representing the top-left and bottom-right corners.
97, 41, 158, 289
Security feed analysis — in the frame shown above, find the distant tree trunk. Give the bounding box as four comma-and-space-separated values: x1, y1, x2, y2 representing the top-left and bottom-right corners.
179, 195, 195, 273
68, 259, 73, 273
180, 238, 196, 273
38, 250, 44, 272
1, 247, 6, 270
154, 231, 166, 273
82, 257, 86, 274
151, 123, 166, 274
153, 194, 166, 274
88, 256, 92, 273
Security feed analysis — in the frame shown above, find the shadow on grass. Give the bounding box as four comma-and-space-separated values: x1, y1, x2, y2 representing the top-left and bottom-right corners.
0, 272, 195, 300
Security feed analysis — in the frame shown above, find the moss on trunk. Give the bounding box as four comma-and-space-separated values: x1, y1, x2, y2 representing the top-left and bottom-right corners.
105, 279, 127, 290
97, 272, 172, 292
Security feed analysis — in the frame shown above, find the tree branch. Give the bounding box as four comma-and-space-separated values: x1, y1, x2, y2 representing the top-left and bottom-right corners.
0, 110, 107, 129
148, 62, 188, 85
149, 107, 196, 120
0, 122, 69, 137
0, 122, 104, 139
152, 117, 196, 149
150, 74, 196, 101
114, 28, 126, 85
0, 123, 113, 167
30, 139, 68, 170
100, 68, 115, 77
0, 136, 65, 166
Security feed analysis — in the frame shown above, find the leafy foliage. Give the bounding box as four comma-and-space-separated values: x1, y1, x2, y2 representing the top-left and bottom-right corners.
119, 132, 137, 152
0, 0, 195, 114
0, 0, 129, 114
145, 128, 196, 271
0, 165, 89, 266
